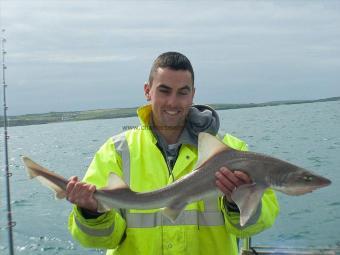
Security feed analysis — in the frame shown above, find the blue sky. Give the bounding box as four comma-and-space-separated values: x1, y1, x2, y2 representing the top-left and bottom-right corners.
1, 0, 340, 115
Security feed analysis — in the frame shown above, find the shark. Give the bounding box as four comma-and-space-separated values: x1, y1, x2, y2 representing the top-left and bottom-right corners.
22, 132, 331, 226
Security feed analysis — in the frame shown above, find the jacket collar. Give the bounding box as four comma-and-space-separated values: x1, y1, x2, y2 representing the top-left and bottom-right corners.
137, 104, 152, 126
136, 104, 157, 144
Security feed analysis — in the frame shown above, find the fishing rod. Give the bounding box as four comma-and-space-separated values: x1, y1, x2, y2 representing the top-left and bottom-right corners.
2, 29, 15, 255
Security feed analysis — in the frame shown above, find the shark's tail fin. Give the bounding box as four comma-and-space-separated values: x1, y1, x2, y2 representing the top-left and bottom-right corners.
21, 156, 68, 199
22, 156, 40, 179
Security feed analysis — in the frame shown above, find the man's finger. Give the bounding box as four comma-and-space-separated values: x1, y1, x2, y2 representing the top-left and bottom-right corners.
234, 171, 252, 184
66, 176, 78, 196
219, 167, 243, 187
89, 184, 96, 194
68, 176, 78, 182
68, 181, 85, 203
215, 172, 235, 193
216, 180, 230, 196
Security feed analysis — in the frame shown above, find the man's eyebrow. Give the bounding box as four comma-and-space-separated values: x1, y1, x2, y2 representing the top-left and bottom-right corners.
178, 85, 192, 91
158, 84, 172, 90
157, 84, 192, 91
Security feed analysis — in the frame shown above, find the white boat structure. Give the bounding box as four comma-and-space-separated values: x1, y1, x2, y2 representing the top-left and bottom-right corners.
240, 238, 339, 255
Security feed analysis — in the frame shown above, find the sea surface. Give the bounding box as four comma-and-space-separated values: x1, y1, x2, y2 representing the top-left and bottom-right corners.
1, 101, 340, 254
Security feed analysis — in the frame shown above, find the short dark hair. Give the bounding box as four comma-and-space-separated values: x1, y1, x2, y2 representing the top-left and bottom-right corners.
148, 52, 194, 86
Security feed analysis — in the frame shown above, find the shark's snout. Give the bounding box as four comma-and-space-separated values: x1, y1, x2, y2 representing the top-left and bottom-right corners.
318, 176, 332, 187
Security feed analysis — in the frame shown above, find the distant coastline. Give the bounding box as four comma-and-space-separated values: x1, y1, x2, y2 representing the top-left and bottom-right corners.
2, 96, 339, 127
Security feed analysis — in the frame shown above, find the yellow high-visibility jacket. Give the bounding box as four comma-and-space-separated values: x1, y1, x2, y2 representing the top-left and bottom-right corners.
68, 104, 279, 255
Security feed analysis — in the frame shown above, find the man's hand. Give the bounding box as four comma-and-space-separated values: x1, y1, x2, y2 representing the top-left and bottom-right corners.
215, 167, 252, 203
66, 176, 98, 212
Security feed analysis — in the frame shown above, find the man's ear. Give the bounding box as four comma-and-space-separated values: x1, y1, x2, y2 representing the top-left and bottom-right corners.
144, 83, 151, 101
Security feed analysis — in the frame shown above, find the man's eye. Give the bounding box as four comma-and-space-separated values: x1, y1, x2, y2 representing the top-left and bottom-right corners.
179, 90, 189, 96
159, 89, 170, 94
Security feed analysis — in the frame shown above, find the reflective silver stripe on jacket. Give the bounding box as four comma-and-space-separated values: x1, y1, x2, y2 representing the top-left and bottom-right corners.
111, 132, 130, 184
124, 187, 225, 228
74, 217, 115, 237
126, 210, 225, 228
111, 132, 130, 220
203, 196, 219, 212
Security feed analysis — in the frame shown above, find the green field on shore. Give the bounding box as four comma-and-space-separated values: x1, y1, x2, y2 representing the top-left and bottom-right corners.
2, 97, 339, 127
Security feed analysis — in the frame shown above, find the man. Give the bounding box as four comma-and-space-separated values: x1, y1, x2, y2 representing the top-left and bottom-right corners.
67, 52, 279, 254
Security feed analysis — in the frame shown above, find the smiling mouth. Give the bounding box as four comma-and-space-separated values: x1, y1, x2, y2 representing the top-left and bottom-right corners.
164, 110, 180, 116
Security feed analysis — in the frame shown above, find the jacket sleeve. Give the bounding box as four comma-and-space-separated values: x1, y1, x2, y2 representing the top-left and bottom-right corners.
220, 134, 280, 238
68, 137, 127, 249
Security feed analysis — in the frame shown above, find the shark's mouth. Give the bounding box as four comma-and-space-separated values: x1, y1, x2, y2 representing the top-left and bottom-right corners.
279, 185, 328, 196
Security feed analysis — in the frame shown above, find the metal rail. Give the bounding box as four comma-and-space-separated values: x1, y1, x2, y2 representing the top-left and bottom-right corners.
240, 245, 339, 255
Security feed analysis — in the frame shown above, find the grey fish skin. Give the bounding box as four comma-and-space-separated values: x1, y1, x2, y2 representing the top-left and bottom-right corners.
21, 132, 331, 227
213, 149, 332, 195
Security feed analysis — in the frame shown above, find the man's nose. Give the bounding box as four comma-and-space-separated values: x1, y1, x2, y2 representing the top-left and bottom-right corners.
167, 93, 178, 107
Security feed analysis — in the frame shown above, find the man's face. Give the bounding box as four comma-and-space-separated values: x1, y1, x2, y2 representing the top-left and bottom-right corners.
144, 67, 195, 129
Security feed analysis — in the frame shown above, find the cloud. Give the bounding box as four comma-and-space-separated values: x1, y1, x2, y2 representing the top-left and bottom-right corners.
1, 0, 340, 114
10, 52, 136, 64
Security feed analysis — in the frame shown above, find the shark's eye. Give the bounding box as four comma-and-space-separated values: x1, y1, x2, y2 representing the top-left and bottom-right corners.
303, 176, 313, 182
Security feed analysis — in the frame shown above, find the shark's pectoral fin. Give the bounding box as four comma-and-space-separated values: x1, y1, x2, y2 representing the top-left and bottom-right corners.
231, 183, 266, 227
162, 201, 188, 222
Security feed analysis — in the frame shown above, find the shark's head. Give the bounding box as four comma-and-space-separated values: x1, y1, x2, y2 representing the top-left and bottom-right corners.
278, 168, 331, 195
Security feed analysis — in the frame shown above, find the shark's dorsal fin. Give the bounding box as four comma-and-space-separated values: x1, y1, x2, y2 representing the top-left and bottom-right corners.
195, 132, 229, 169
101, 172, 129, 190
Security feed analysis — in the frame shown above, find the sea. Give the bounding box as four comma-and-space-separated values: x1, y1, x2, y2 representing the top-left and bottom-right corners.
1, 101, 339, 254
